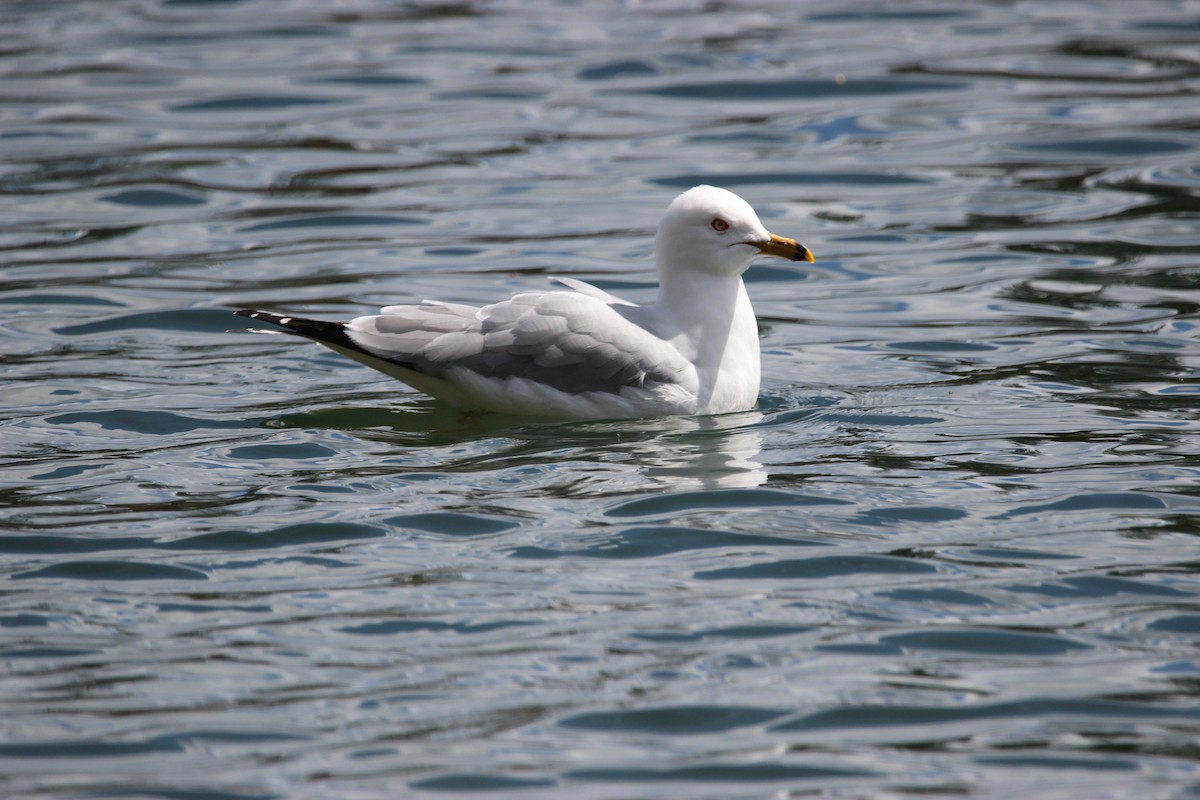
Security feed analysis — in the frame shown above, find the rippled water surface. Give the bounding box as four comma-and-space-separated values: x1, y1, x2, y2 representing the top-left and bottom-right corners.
3, 1, 1200, 798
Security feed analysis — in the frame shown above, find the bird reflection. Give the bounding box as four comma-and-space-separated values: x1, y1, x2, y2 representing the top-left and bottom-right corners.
605, 411, 768, 490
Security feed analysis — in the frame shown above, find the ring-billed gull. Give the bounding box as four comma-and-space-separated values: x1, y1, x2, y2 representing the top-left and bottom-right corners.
235, 185, 813, 419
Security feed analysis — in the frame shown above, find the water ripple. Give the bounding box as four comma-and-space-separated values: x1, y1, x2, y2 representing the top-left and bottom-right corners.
2, 2, 1199, 798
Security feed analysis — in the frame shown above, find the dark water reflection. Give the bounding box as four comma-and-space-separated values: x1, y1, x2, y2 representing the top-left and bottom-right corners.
3, 1, 1200, 798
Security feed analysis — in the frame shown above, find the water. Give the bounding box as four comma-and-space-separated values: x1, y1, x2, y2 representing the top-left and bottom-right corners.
2, 1, 1199, 797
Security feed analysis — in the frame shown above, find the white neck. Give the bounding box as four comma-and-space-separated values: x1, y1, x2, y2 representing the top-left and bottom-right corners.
652, 268, 761, 413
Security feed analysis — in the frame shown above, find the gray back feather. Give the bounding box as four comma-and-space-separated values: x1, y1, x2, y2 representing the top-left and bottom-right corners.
347, 291, 687, 395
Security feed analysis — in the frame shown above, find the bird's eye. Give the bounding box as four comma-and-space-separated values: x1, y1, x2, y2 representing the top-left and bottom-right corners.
711, 218, 729, 232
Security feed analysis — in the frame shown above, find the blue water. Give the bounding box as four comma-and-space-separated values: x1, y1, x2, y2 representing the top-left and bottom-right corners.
3, 1, 1200, 798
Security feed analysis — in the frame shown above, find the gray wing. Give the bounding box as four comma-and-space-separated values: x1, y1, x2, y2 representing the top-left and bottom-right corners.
346, 290, 693, 396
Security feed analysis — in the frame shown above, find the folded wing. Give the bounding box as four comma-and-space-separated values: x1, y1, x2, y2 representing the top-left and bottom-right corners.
237, 278, 698, 416
347, 288, 692, 398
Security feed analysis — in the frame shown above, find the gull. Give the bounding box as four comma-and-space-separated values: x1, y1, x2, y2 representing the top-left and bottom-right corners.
235, 185, 813, 419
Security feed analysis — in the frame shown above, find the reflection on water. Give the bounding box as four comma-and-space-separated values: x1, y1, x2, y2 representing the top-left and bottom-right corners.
2, 1, 1200, 798
569, 413, 770, 490
644, 415, 768, 489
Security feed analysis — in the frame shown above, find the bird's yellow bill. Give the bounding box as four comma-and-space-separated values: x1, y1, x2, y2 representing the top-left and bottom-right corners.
755, 233, 815, 263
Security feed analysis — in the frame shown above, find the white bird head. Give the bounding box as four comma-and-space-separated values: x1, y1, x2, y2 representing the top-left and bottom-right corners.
655, 185, 814, 277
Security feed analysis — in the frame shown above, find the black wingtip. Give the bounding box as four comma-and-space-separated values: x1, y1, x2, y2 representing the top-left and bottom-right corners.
233, 309, 305, 329
231, 309, 360, 352
234, 309, 288, 323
